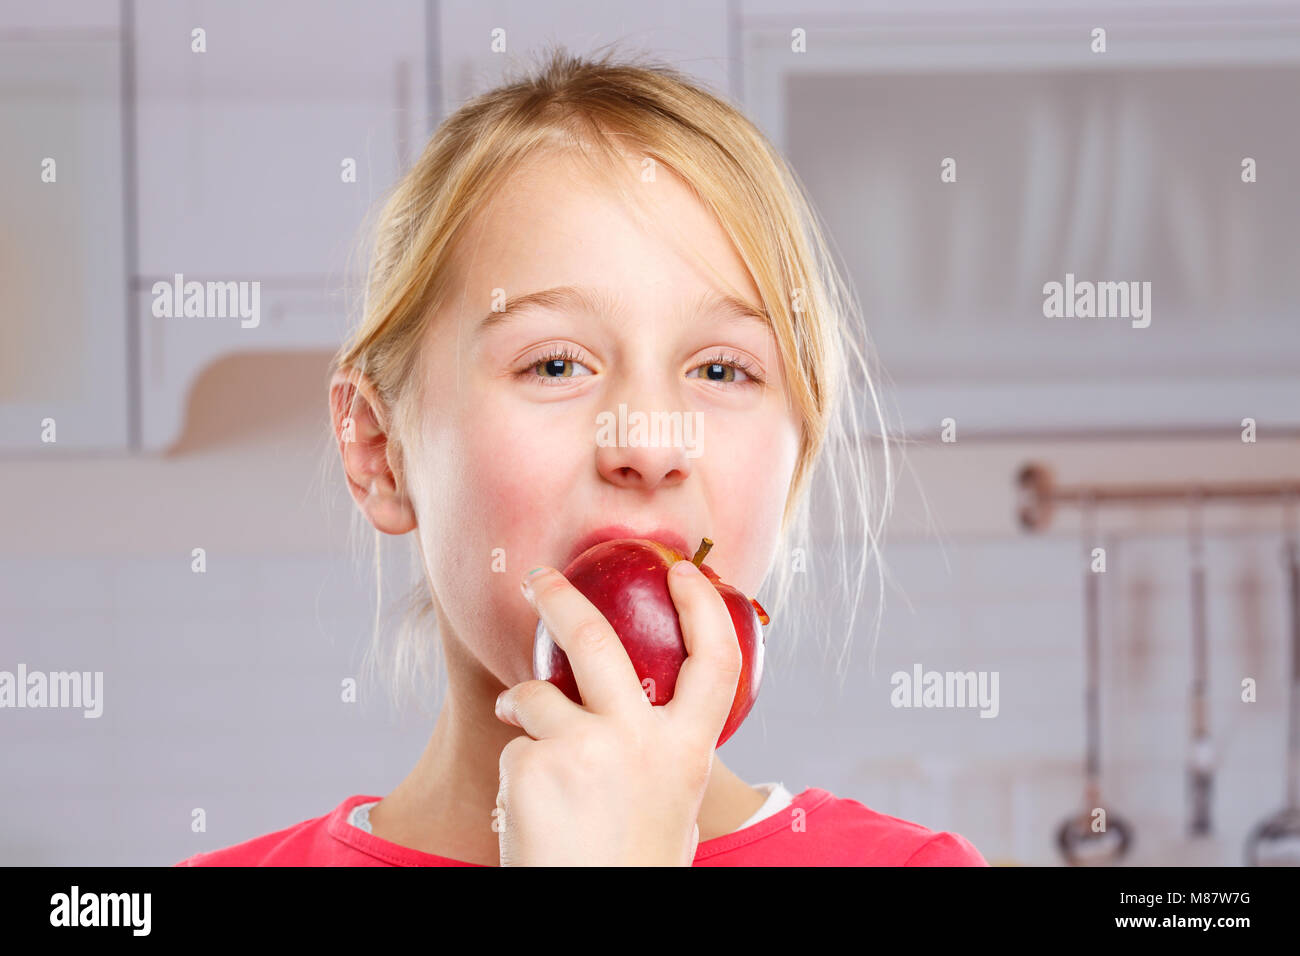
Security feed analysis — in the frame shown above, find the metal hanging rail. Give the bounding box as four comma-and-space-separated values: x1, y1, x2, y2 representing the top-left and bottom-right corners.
1016, 462, 1300, 532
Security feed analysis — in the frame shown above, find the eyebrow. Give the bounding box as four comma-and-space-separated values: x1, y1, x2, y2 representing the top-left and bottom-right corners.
474, 285, 770, 335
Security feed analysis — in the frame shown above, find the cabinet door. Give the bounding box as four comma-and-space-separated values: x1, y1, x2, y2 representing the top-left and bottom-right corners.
0, 34, 129, 452
133, 0, 429, 450
741, 13, 1300, 435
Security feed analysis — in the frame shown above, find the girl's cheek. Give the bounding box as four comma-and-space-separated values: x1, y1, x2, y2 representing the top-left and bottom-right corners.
464, 400, 580, 559
716, 414, 799, 594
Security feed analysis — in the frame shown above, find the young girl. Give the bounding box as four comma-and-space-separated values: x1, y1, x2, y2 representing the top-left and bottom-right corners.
178, 46, 987, 867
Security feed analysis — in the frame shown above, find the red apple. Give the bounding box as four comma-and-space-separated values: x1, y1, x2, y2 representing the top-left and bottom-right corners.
532, 537, 769, 748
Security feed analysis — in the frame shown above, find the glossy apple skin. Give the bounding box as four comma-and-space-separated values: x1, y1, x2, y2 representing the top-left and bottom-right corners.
532, 538, 767, 748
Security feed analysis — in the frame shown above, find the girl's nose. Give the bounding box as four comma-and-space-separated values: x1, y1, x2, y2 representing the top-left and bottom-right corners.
593, 402, 696, 491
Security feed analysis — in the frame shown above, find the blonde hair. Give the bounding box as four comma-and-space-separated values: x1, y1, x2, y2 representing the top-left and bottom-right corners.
329, 43, 899, 718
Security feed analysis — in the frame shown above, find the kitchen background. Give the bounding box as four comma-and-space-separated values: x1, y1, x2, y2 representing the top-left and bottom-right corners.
2, 0, 1299, 866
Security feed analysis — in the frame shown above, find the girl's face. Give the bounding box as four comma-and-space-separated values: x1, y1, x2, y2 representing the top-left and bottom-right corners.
408, 148, 801, 688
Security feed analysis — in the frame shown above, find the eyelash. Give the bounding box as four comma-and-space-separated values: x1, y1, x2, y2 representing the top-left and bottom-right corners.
516, 347, 765, 388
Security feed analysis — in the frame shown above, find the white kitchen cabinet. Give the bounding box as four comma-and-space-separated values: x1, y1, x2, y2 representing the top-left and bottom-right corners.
1, 1, 431, 453
0, 27, 129, 452
738, 3, 1300, 435
132, 0, 429, 449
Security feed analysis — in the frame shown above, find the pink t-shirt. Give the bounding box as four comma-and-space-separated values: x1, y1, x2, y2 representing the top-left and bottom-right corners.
175, 788, 988, 866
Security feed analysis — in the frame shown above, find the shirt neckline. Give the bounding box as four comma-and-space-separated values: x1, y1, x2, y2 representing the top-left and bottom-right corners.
348, 781, 792, 837
325, 787, 832, 866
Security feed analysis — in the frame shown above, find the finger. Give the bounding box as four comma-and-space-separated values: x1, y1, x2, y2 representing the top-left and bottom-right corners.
662, 559, 743, 745
496, 679, 590, 740
522, 566, 648, 719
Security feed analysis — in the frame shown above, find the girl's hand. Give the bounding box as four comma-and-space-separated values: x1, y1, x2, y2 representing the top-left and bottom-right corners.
494, 559, 743, 866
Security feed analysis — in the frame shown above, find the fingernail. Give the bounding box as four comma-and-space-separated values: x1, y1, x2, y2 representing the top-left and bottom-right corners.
521, 567, 547, 603
672, 559, 700, 577
494, 692, 506, 718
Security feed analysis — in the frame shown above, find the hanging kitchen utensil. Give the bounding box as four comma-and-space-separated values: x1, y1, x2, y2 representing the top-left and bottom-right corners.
1245, 497, 1300, 865
1187, 491, 1213, 835
1057, 505, 1134, 865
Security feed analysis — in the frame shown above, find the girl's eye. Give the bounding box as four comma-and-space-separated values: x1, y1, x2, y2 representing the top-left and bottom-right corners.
518, 348, 595, 385
687, 352, 764, 387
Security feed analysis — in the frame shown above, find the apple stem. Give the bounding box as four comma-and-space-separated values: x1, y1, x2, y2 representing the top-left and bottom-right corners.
691, 538, 713, 567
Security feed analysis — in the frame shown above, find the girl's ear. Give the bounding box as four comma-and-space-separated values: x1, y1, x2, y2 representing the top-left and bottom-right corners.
329, 367, 417, 534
